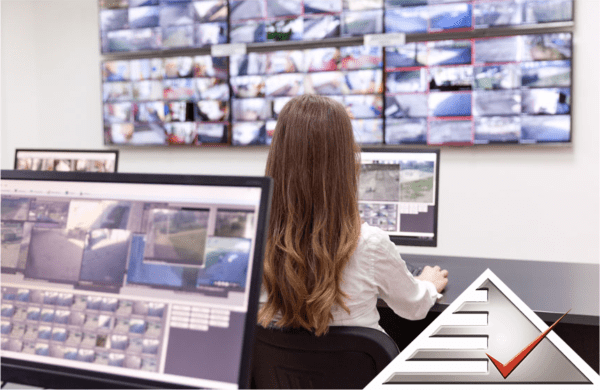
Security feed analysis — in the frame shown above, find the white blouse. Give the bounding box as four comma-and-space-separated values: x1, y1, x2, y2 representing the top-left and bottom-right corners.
260, 223, 441, 333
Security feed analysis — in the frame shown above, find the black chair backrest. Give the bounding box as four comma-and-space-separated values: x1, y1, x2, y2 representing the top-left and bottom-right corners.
251, 325, 400, 389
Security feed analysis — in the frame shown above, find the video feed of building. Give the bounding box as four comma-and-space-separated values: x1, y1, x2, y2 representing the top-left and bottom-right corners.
230, 45, 384, 145
102, 55, 229, 146
385, 32, 572, 145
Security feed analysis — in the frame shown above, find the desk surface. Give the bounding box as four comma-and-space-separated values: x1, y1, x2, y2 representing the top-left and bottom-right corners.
399, 254, 599, 326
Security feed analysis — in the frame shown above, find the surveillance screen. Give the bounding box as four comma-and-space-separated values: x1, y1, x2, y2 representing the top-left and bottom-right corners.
99, 0, 228, 52
231, 45, 384, 146
384, 0, 572, 33
102, 55, 229, 146
359, 149, 439, 247
384, 32, 572, 145
227, 0, 383, 44
1, 174, 269, 389
15, 150, 118, 173
97, 1, 573, 148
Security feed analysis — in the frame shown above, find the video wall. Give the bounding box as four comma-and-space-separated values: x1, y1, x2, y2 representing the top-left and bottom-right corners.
99, 0, 574, 147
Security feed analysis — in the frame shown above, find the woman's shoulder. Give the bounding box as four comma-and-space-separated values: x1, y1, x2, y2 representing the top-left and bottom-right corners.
357, 222, 395, 253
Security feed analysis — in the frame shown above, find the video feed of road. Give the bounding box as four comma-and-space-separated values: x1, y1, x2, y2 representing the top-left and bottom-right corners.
214, 210, 255, 239
143, 208, 209, 267
400, 161, 435, 203
359, 164, 401, 202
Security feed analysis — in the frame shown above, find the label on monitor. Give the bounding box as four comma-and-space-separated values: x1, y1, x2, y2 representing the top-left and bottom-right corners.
211, 43, 247, 57
364, 33, 406, 47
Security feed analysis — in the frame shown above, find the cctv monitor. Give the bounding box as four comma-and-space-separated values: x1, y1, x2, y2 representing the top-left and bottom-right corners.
14, 149, 119, 173
359, 148, 439, 247
0, 170, 272, 389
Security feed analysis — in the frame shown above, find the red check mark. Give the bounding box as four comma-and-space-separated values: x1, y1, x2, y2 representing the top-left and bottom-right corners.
486, 309, 571, 379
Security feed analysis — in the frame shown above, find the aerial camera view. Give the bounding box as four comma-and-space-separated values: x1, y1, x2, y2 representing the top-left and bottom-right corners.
359, 163, 400, 202
400, 161, 435, 203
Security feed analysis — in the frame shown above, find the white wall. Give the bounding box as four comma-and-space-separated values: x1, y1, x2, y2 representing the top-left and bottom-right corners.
2, 0, 598, 264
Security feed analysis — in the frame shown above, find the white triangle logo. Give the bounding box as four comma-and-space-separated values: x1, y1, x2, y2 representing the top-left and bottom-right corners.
366, 269, 599, 387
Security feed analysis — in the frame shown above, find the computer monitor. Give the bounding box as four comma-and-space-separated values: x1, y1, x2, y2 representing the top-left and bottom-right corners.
14, 149, 119, 173
0, 170, 272, 389
359, 147, 439, 247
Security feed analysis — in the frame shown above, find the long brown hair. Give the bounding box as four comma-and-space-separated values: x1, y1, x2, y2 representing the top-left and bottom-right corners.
259, 94, 362, 335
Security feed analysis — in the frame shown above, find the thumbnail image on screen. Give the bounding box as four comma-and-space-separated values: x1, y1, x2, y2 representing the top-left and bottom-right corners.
359, 148, 439, 247
385, 32, 572, 145
15, 150, 118, 173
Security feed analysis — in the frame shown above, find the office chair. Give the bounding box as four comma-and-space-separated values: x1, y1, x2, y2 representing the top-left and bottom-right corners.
250, 325, 400, 389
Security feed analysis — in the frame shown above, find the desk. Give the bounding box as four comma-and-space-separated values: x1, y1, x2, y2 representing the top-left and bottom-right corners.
377, 254, 599, 373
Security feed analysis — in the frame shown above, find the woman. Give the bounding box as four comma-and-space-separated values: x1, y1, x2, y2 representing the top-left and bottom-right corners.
259, 95, 448, 336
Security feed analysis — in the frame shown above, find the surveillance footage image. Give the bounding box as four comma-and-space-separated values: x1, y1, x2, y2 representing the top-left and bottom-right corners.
359, 150, 438, 245
384, 32, 572, 145
102, 55, 229, 146
96, 0, 574, 148
230, 46, 384, 145
1, 194, 255, 295
228, 0, 384, 44
99, 0, 228, 52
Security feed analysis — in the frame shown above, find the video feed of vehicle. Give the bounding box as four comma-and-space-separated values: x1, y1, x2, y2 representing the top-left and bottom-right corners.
103, 55, 229, 146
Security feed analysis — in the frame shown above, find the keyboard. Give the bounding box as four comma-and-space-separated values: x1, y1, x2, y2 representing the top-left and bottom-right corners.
405, 261, 423, 277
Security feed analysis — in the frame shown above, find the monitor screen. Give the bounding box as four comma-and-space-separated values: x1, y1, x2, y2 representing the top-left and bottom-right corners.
359, 148, 439, 247
14, 150, 119, 173
385, 32, 572, 145
0, 170, 272, 389
102, 55, 229, 146
230, 45, 384, 146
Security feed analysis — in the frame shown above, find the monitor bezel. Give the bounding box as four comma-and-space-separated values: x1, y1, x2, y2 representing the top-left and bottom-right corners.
13, 148, 120, 172
360, 146, 440, 247
0, 169, 273, 390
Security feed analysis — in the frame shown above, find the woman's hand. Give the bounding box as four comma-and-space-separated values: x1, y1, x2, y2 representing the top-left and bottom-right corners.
415, 265, 449, 293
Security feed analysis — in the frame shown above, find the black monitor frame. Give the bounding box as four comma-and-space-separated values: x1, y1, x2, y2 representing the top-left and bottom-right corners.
14, 149, 120, 172
0, 170, 273, 389
360, 147, 440, 247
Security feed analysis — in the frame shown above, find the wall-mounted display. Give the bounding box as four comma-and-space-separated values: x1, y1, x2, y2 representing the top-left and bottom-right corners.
98, 0, 574, 147
229, 46, 384, 145
385, 32, 571, 145
102, 55, 229, 145
385, 0, 572, 33
99, 0, 228, 53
